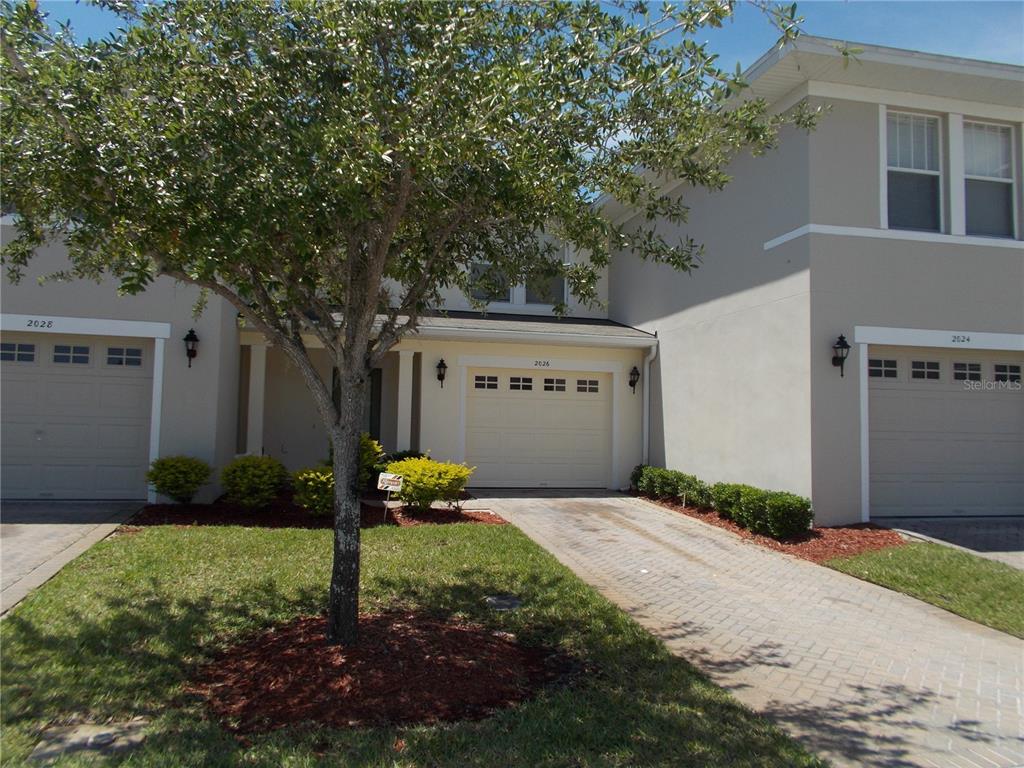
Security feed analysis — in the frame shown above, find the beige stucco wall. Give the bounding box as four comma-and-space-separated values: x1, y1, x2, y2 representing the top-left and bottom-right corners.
608, 122, 815, 499
393, 337, 646, 489
0, 235, 240, 500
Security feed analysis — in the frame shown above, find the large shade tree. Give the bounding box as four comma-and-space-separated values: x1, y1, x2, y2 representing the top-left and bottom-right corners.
1, 0, 816, 644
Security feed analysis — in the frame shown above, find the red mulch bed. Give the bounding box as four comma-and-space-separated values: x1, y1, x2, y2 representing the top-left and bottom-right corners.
649, 497, 906, 563
126, 494, 506, 530
186, 612, 569, 732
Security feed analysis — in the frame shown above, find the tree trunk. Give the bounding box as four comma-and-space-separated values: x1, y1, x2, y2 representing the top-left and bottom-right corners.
326, 369, 370, 645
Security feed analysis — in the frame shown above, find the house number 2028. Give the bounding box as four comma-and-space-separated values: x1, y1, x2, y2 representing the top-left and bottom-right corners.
533, 360, 551, 367
26, 319, 54, 328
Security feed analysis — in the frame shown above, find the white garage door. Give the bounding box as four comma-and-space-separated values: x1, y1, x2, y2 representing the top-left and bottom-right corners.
869, 346, 1024, 517
1, 332, 153, 499
465, 367, 611, 487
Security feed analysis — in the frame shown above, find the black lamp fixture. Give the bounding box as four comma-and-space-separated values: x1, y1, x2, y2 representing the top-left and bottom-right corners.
183, 328, 199, 368
831, 334, 851, 377
629, 365, 641, 393
436, 358, 448, 387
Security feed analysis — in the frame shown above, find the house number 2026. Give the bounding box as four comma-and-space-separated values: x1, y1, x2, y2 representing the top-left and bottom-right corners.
533, 360, 551, 367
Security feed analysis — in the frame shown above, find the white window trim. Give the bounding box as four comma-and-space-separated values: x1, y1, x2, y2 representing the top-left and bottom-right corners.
883, 109, 945, 233
854, 325, 1024, 522
763, 223, 1024, 252
1, 312, 172, 502
962, 118, 1019, 240
468, 257, 570, 313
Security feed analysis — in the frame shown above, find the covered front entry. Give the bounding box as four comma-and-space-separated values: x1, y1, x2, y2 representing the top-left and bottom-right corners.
465, 367, 611, 487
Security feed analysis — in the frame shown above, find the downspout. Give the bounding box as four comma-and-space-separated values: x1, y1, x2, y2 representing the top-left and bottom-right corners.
642, 334, 658, 466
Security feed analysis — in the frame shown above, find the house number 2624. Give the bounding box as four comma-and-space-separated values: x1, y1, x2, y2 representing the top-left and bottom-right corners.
951, 334, 971, 344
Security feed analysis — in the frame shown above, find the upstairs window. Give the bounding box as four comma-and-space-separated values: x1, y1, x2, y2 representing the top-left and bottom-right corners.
887, 112, 941, 232
964, 122, 1015, 238
525, 274, 566, 305
468, 262, 512, 303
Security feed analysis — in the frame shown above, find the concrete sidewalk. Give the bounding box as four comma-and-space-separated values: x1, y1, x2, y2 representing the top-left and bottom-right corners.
1, 501, 141, 615
481, 491, 1024, 768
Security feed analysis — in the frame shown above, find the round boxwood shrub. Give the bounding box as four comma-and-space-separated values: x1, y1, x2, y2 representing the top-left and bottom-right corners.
292, 468, 334, 517
146, 455, 211, 503
221, 455, 289, 509
386, 456, 474, 511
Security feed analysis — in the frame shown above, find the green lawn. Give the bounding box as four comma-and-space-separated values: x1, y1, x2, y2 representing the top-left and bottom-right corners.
828, 542, 1024, 639
0, 523, 824, 767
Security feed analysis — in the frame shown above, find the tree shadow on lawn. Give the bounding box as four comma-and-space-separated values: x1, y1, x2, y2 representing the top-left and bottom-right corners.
2, 567, 826, 767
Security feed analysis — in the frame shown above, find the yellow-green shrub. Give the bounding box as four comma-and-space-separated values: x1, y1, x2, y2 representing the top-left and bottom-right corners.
146, 455, 211, 503
221, 455, 289, 509
292, 468, 334, 517
385, 457, 474, 511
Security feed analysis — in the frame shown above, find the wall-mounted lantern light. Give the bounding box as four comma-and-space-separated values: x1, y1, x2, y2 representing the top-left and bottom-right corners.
183, 328, 199, 368
831, 334, 851, 378
629, 365, 641, 393
436, 358, 448, 388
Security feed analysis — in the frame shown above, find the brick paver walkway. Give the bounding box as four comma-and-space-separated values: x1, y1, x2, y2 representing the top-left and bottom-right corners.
878, 518, 1024, 570
479, 492, 1024, 768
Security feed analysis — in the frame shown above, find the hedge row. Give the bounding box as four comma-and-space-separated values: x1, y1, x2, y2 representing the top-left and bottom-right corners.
632, 465, 813, 540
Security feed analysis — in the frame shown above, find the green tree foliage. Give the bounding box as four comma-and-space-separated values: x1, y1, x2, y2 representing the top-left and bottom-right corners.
1, 0, 815, 642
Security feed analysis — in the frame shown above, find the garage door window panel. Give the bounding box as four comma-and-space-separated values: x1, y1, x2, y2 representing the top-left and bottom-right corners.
869, 359, 898, 378
911, 360, 941, 380
577, 379, 599, 393
474, 375, 498, 390
994, 363, 1021, 383
54, 345, 90, 365
1, 342, 35, 362
544, 378, 566, 392
509, 376, 533, 391
953, 362, 981, 382
107, 347, 143, 366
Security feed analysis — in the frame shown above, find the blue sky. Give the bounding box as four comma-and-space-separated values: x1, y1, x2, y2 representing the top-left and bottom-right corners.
38, 0, 1024, 68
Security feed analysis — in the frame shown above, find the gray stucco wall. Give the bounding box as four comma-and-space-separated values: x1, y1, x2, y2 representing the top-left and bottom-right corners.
609, 121, 815, 497
0, 236, 240, 499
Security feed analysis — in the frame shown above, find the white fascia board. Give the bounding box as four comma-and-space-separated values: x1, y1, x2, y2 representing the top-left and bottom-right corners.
1, 313, 172, 339
413, 324, 658, 349
764, 223, 1024, 251
806, 82, 1024, 123
854, 326, 1024, 352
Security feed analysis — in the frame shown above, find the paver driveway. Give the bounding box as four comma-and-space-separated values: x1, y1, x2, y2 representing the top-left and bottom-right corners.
1, 501, 140, 615
477, 491, 1024, 768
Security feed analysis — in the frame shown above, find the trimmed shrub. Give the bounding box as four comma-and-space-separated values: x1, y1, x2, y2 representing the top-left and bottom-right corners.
630, 463, 647, 492
372, 449, 424, 479
292, 468, 334, 517
710, 482, 755, 521
386, 457, 474, 511
733, 485, 770, 534
221, 455, 289, 509
146, 455, 211, 503
359, 434, 385, 488
673, 473, 712, 509
763, 491, 814, 539
634, 466, 712, 508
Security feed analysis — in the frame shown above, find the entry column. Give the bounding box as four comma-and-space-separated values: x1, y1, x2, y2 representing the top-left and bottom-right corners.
395, 349, 414, 451
246, 343, 267, 456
